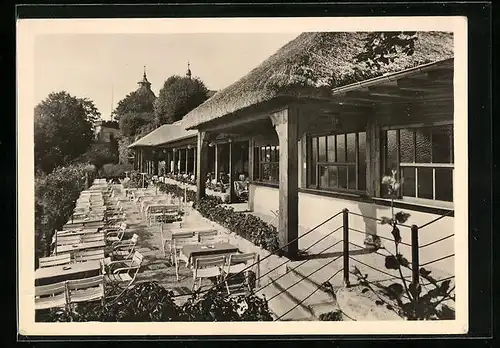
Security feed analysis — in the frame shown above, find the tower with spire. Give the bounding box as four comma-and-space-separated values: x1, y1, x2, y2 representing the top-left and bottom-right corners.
186, 62, 192, 79
138, 65, 152, 90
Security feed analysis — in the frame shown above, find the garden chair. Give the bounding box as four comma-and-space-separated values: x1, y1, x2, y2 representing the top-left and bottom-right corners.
81, 233, 105, 244
39, 253, 72, 268
191, 255, 227, 292
171, 232, 198, 281
105, 222, 127, 244
108, 234, 139, 261
104, 251, 144, 295
55, 234, 82, 247
198, 230, 220, 244
223, 252, 259, 294
34, 280, 68, 311
66, 275, 105, 311
74, 249, 105, 263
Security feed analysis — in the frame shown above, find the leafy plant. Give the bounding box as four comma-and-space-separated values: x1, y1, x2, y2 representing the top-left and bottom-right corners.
353, 169, 455, 320
35, 163, 96, 266
38, 281, 273, 322
318, 310, 343, 321
156, 181, 280, 254
355, 31, 419, 70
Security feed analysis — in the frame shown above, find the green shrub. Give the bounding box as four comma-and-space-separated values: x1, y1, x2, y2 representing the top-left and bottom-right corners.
35, 163, 96, 266
101, 163, 133, 179
318, 310, 343, 321
37, 281, 273, 322
157, 182, 280, 254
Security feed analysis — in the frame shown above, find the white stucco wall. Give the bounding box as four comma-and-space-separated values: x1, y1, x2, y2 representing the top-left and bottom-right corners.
249, 184, 454, 276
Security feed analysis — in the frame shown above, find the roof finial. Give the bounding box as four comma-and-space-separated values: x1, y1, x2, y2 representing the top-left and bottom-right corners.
186, 61, 192, 78
143, 65, 147, 79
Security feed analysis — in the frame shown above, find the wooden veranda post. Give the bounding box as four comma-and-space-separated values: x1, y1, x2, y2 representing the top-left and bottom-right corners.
228, 140, 236, 203
196, 131, 209, 203
172, 148, 177, 175
214, 143, 219, 184
270, 106, 299, 260
193, 147, 197, 180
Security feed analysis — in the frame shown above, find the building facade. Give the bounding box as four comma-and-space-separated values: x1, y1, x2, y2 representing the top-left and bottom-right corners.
131, 32, 455, 276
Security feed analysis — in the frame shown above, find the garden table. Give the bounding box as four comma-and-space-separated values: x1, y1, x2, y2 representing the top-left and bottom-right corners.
181, 242, 239, 266
57, 227, 100, 236
65, 215, 104, 226
35, 260, 101, 286
56, 241, 105, 254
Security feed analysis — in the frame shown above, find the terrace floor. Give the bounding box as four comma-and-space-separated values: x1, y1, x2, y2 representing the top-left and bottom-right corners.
112, 186, 218, 305
113, 183, 454, 316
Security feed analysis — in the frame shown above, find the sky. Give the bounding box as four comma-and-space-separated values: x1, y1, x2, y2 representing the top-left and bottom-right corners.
34, 33, 300, 120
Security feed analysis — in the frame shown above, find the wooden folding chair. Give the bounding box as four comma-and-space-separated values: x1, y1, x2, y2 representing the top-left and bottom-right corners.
223, 252, 259, 294
198, 230, 220, 244
108, 234, 139, 261
105, 251, 143, 293
55, 234, 82, 247
191, 255, 226, 292
171, 232, 198, 281
105, 222, 127, 244
35, 281, 68, 311
74, 249, 105, 263
66, 275, 105, 310
81, 233, 105, 244
39, 253, 72, 268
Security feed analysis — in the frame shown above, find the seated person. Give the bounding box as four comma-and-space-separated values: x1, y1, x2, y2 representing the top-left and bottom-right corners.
234, 174, 249, 201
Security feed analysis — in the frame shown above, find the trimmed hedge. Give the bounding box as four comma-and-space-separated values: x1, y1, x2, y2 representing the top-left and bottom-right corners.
35, 163, 96, 266
156, 182, 280, 254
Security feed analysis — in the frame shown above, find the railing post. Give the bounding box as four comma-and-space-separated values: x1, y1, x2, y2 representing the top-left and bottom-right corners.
342, 208, 350, 287
411, 224, 420, 286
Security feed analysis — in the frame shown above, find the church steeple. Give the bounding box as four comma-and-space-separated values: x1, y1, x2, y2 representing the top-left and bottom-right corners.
186, 61, 192, 79
138, 65, 151, 89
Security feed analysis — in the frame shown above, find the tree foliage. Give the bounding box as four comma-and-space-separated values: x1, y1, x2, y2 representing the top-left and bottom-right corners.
112, 86, 156, 139
101, 120, 120, 129
118, 112, 154, 138
355, 32, 419, 70
112, 89, 156, 122
154, 75, 209, 125
118, 137, 133, 164
79, 97, 102, 130
34, 91, 96, 173
74, 143, 117, 170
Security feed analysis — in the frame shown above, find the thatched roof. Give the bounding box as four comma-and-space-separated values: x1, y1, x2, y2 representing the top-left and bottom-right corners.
128, 120, 196, 148
182, 31, 453, 129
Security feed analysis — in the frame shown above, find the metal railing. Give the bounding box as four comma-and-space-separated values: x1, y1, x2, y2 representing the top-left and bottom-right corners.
122, 182, 456, 321
343, 208, 455, 292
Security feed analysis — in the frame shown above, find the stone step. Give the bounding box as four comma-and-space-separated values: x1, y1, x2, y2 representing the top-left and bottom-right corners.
257, 281, 313, 321
287, 257, 346, 290
267, 270, 338, 319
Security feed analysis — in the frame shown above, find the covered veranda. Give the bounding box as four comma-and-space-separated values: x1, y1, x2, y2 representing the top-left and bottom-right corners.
183, 56, 454, 261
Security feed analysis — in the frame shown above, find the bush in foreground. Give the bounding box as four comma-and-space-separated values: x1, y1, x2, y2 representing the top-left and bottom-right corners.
37, 281, 273, 322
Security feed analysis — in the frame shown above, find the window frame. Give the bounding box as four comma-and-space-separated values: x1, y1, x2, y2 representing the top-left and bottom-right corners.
306, 130, 367, 195
253, 144, 280, 184
381, 121, 454, 206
